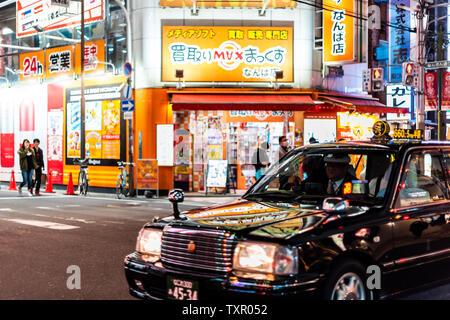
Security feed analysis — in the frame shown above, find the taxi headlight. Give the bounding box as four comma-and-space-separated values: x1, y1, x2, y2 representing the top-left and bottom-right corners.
136, 228, 162, 261
233, 241, 298, 276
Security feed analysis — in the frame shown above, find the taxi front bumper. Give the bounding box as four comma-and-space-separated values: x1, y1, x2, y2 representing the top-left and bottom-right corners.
124, 253, 323, 300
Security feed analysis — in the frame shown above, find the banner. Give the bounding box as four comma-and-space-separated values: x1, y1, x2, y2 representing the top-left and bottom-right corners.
425, 72, 438, 111
442, 71, 450, 111
160, 0, 296, 7
389, 0, 410, 82
162, 26, 293, 82
323, 0, 355, 63
20, 40, 105, 82
19, 51, 45, 82
17, 0, 105, 38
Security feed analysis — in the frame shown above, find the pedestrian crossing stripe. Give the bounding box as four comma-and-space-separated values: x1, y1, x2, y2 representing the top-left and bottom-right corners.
4, 219, 79, 230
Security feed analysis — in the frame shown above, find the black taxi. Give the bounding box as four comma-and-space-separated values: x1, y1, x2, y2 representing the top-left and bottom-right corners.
124, 134, 450, 300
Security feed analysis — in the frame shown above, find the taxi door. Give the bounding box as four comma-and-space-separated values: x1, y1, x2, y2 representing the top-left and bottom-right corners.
387, 148, 450, 292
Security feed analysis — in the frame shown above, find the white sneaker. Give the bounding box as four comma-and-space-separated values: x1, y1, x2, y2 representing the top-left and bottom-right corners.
27, 192, 33, 197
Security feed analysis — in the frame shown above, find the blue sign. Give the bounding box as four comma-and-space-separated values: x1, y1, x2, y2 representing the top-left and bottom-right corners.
389, 0, 410, 83
121, 99, 135, 112
123, 62, 132, 78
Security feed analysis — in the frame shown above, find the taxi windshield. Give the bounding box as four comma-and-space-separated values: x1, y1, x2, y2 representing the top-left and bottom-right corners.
244, 148, 397, 205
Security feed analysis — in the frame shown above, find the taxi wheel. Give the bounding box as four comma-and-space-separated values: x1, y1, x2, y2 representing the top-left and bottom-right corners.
322, 259, 372, 300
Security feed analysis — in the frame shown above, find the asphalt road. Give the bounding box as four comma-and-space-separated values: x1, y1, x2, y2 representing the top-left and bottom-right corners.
0, 190, 448, 300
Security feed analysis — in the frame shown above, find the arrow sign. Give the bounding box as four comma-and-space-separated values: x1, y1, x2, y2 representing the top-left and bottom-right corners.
121, 99, 135, 112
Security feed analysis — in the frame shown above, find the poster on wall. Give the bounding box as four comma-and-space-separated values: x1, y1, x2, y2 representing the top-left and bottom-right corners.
0, 86, 48, 182
442, 71, 450, 111
425, 72, 438, 111
48, 110, 63, 162
206, 160, 228, 188
137, 159, 158, 190
337, 113, 378, 141
65, 84, 125, 166
162, 26, 293, 82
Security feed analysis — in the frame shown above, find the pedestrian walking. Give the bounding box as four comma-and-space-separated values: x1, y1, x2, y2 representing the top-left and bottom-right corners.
17, 139, 39, 196
252, 141, 270, 180
32, 138, 45, 196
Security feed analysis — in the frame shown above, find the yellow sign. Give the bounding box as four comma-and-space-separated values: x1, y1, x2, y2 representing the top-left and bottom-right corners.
337, 112, 378, 141
393, 129, 423, 140
162, 26, 293, 82
137, 160, 158, 190
19, 51, 45, 82
323, 0, 355, 63
46, 45, 74, 79
160, 0, 295, 8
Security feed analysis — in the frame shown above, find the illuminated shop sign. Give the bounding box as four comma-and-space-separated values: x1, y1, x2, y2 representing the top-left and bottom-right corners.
162, 26, 293, 82
389, 0, 410, 82
323, 0, 355, 63
159, 0, 296, 8
17, 0, 105, 38
386, 84, 412, 121
337, 112, 378, 141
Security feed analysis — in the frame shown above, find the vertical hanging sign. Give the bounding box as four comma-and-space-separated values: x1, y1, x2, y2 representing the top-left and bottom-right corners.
389, 0, 410, 82
323, 0, 355, 63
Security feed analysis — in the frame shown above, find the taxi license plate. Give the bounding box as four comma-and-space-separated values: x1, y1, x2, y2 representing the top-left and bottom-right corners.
167, 276, 199, 300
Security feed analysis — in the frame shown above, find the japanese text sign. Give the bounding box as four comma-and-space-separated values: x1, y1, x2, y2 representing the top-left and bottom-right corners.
17, 0, 104, 38
323, 0, 355, 63
46, 45, 73, 79
159, 0, 296, 8
19, 51, 45, 82
386, 84, 412, 121
389, 0, 410, 82
75, 40, 106, 74
162, 26, 293, 82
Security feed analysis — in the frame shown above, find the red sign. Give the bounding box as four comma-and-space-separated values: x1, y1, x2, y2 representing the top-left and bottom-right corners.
1, 133, 15, 168
442, 71, 450, 111
425, 72, 438, 111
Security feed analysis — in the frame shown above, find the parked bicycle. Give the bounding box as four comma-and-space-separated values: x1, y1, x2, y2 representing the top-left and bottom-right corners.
116, 161, 134, 199
74, 158, 89, 196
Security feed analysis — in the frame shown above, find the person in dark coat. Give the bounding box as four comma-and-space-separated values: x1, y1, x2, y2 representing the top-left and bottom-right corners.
32, 138, 45, 196
17, 139, 39, 196
324, 154, 357, 196
252, 142, 270, 180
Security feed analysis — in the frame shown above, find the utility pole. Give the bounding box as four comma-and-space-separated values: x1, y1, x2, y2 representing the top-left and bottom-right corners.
80, 0, 86, 160
415, 0, 427, 133
437, 25, 445, 140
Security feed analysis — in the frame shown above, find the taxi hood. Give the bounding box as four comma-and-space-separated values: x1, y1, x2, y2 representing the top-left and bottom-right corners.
161, 199, 327, 240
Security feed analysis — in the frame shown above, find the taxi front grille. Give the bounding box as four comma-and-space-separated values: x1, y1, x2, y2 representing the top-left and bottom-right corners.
161, 227, 236, 273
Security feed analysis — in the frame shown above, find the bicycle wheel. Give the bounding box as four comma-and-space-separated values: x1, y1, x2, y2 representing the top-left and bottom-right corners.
78, 170, 88, 196
116, 176, 123, 199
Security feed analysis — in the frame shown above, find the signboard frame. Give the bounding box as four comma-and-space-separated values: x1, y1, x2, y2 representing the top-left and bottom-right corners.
206, 159, 228, 196
156, 124, 174, 166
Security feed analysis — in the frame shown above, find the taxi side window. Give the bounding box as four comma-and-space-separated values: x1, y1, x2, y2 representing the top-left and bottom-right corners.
443, 152, 450, 188
398, 151, 448, 207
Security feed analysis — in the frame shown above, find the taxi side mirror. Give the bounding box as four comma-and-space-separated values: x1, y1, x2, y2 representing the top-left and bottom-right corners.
323, 197, 350, 213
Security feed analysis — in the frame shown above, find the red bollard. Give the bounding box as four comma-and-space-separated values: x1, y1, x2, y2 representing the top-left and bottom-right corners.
65, 172, 75, 195
8, 170, 17, 191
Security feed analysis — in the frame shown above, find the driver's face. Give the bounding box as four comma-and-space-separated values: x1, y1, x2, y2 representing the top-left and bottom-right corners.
325, 163, 348, 181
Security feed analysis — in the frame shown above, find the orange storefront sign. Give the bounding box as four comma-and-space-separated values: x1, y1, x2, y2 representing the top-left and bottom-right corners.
160, 0, 295, 7
19, 51, 45, 82
46, 45, 74, 79
162, 26, 293, 82
74, 40, 106, 75
323, 0, 355, 63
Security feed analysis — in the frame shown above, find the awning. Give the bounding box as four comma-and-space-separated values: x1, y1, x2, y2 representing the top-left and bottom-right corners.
321, 96, 410, 114
171, 94, 315, 111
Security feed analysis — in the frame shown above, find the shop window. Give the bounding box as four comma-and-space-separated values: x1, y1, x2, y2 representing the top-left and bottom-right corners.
397, 152, 448, 207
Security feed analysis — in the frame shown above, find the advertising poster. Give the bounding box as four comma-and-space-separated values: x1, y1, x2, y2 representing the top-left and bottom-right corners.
162, 26, 293, 82
425, 72, 438, 111
206, 160, 228, 188
137, 160, 158, 190
48, 110, 63, 162
337, 113, 378, 141
67, 102, 81, 158
101, 100, 121, 159
65, 84, 125, 166
442, 71, 450, 111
